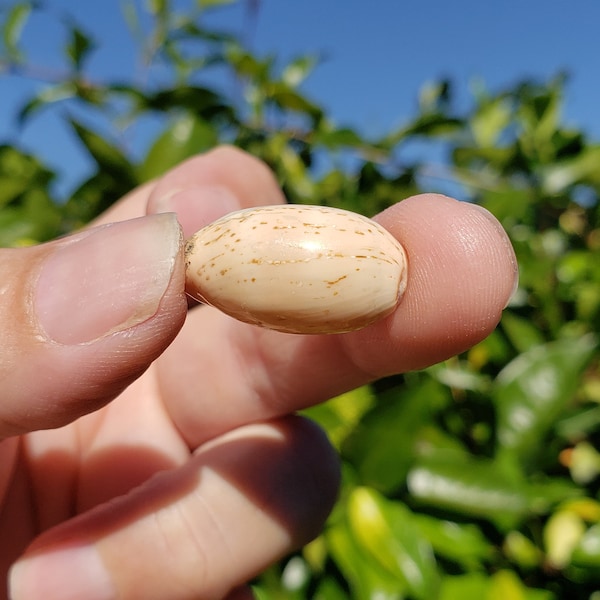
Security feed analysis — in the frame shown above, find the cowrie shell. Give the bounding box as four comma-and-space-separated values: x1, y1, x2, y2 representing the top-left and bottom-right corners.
184, 204, 407, 334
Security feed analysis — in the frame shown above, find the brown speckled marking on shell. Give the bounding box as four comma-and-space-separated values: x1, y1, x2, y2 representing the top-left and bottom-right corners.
184, 204, 408, 334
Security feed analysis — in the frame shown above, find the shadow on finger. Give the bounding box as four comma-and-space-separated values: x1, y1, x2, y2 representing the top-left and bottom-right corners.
18, 416, 339, 599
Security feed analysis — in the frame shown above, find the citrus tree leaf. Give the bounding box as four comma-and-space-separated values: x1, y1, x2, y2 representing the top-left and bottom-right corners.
407, 455, 531, 530
65, 23, 95, 71
68, 118, 137, 186
1, 0, 32, 61
282, 54, 319, 88
488, 570, 554, 600
145, 86, 234, 122
494, 336, 597, 462
302, 385, 376, 450
439, 573, 490, 600
327, 522, 405, 600
138, 114, 217, 181
408, 454, 580, 531
197, 0, 237, 8
343, 377, 451, 493
347, 487, 440, 600
17, 82, 77, 124
571, 523, 600, 568
413, 514, 494, 570
500, 312, 546, 353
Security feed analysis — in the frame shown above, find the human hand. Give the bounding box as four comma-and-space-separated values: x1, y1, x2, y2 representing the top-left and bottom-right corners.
1, 147, 518, 600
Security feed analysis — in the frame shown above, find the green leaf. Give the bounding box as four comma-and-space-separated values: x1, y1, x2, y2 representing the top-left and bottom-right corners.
17, 82, 77, 124
419, 79, 452, 114
347, 487, 440, 600
269, 83, 323, 120
327, 522, 405, 600
494, 336, 597, 461
408, 455, 581, 532
407, 455, 530, 530
470, 96, 512, 148
310, 578, 350, 600
556, 405, 600, 441
63, 171, 133, 227
197, 0, 237, 8
0, 144, 53, 178
544, 510, 585, 569
0, 207, 38, 246
302, 385, 376, 450
1, 0, 32, 61
394, 112, 463, 139
563, 441, 600, 485
138, 113, 217, 181
427, 361, 489, 392
0, 176, 28, 208
414, 514, 494, 569
572, 524, 600, 568
440, 571, 554, 600
314, 125, 366, 150
282, 54, 319, 88
503, 531, 543, 569
439, 573, 490, 600
0, 144, 55, 209
146, 0, 169, 15
517, 77, 564, 161
488, 570, 554, 600
120, 0, 141, 40
526, 477, 581, 510
68, 119, 137, 186
65, 24, 95, 71
146, 86, 234, 121
541, 146, 600, 193
226, 44, 272, 83
276, 141, 315, 200
501, 312, 546, 353
0, 188, 61, 246
342, 377, 451, 493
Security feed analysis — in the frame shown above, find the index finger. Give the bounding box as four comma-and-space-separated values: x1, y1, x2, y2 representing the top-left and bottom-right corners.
156, 191, 518, 448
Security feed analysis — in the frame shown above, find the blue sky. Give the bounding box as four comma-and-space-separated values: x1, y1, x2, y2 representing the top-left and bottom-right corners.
2, 0, 600, 196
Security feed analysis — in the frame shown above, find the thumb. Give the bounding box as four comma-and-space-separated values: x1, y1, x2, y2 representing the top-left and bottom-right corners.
0, 213, 186, 438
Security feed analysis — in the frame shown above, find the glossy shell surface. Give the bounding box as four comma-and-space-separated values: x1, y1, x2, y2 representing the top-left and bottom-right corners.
184, 204, 407, 334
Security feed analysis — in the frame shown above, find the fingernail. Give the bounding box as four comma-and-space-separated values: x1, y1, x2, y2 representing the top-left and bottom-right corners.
153, 185, 241, 238
35, 213, 182, 345
9, 545, 116, 600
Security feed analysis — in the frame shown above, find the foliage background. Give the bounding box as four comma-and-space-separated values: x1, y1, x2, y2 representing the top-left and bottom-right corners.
1, 1, 600, 598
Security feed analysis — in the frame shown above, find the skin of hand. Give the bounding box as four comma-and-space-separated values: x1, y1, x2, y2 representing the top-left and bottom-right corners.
0, 146, 518, 600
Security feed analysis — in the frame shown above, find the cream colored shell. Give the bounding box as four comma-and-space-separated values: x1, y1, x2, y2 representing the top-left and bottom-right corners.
184, 204, 407, 334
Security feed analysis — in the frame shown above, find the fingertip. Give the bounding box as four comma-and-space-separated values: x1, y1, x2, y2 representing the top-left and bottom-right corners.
149, 185, 244, 239
350, 194, 518, 372
146, 147, 286, 239
466, 202, 520, 303
193, 415, 341, 548
275, 415, 341, 545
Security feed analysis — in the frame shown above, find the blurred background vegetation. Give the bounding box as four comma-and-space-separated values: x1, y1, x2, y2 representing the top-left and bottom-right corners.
2, 1, 600, 598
